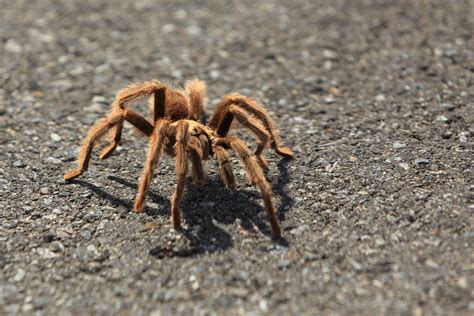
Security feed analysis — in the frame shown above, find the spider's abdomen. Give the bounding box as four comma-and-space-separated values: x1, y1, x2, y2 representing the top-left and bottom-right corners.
165, 90, 190, 121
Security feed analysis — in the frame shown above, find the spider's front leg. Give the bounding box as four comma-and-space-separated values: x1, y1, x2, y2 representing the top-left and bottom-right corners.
64, 110, 153, 181
98, 120, 123, 160
133, 120, 169, 212
99, 83, 167, 160
169, 120, 191, 229
64, 80, 167, 181
187, 123, 214, 188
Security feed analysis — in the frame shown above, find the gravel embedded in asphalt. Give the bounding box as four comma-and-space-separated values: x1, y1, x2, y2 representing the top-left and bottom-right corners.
1, 1, 473, 315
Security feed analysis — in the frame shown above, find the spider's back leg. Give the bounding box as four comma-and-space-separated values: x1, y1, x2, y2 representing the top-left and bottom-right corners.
230, 106, 272, 169
216, 136, 281, 237
208, 94, 293, 160
213, 144, 236, 188
188, 136, 205, 187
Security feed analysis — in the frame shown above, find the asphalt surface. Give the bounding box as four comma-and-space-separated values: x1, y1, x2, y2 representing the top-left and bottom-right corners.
1, 0, 473, 315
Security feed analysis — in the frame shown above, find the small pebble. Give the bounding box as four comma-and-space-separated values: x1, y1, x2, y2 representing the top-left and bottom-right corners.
290, 224, 310, 236
393, 142, 406, 149
91, 95, 107, 104
13, 269, 26, 282
415, 158, 430, 165
209, 70, 220, 79
13, 160, 26, 168
459, 131, 469, 143
50, 133, 61, 142
50, 241, 65, 253
323, 60, 332, 70
81, 229, 92, 240
278, 259, 291, 269
84, 209, 103, 222
259, 299, 269, 312
425, 259, 439, 269
46, 157, 62, 164
81, 190, 92, 198
186, 25, 201, 36
37, 248, 60, 259
58, 56, 68, 64
278, 98, 288, 106
322, 49, 337, 60
22, 304, 34, 313
5, 39, 22, 53
95, 64, 111, 74
375, 237, 386, 246
162, 24, 175, 33
440, 103, 455, 111
324, 96, 334, 104
399, 163, 410, 170
86, 244, 99, 256
457, 277, 468, 289
442, 131, 452, 139
83, 103, 104, 113
3, 220, 18, 229
436, 115, 449, 122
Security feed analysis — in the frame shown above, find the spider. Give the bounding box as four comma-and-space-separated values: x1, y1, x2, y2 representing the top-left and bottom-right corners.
64, 79, 293, 237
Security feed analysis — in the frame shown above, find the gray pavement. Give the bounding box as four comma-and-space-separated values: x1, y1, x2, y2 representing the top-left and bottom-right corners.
1, 1, 473, 315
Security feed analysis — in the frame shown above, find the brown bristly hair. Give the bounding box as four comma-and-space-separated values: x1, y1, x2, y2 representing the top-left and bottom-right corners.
185, 79, 207, 121
169, 120, 190, 229
133, 120, 169, 213
65, 79, 292, 237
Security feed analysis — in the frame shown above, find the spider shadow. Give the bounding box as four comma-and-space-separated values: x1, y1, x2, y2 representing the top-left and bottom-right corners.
106, 175, 170, 217
182, 176, 280, 237
67, 177, 169, 218
108, 174, 288, 245
67, 157, 293, 257
272, 158, 294, 223
111, 171, 290, 248
180, 155, 294, 249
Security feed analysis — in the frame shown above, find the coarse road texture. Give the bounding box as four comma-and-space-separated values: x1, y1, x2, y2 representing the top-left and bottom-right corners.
1, 0, 473, 315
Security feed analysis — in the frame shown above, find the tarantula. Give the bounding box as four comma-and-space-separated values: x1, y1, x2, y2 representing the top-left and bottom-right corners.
64, 79, 292, 237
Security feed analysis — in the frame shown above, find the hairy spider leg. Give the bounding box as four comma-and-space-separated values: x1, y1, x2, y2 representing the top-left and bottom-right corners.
231, 106, 272, 169
185, 79, 207, 121
169, 120, 190, 229
212, 144, 236, 188
188, 136, 205, 187
217, 136, 281, 237
64, 110, 153, 180
133, 120, 170, 213
208, 94, 293, 166
100, 84, 167, 159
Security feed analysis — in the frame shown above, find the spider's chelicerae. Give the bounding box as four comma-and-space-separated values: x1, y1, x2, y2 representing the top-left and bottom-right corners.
64, 79, 293, 237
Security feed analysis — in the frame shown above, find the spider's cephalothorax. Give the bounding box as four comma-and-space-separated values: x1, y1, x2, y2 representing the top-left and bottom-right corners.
64, 79, 293, 237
